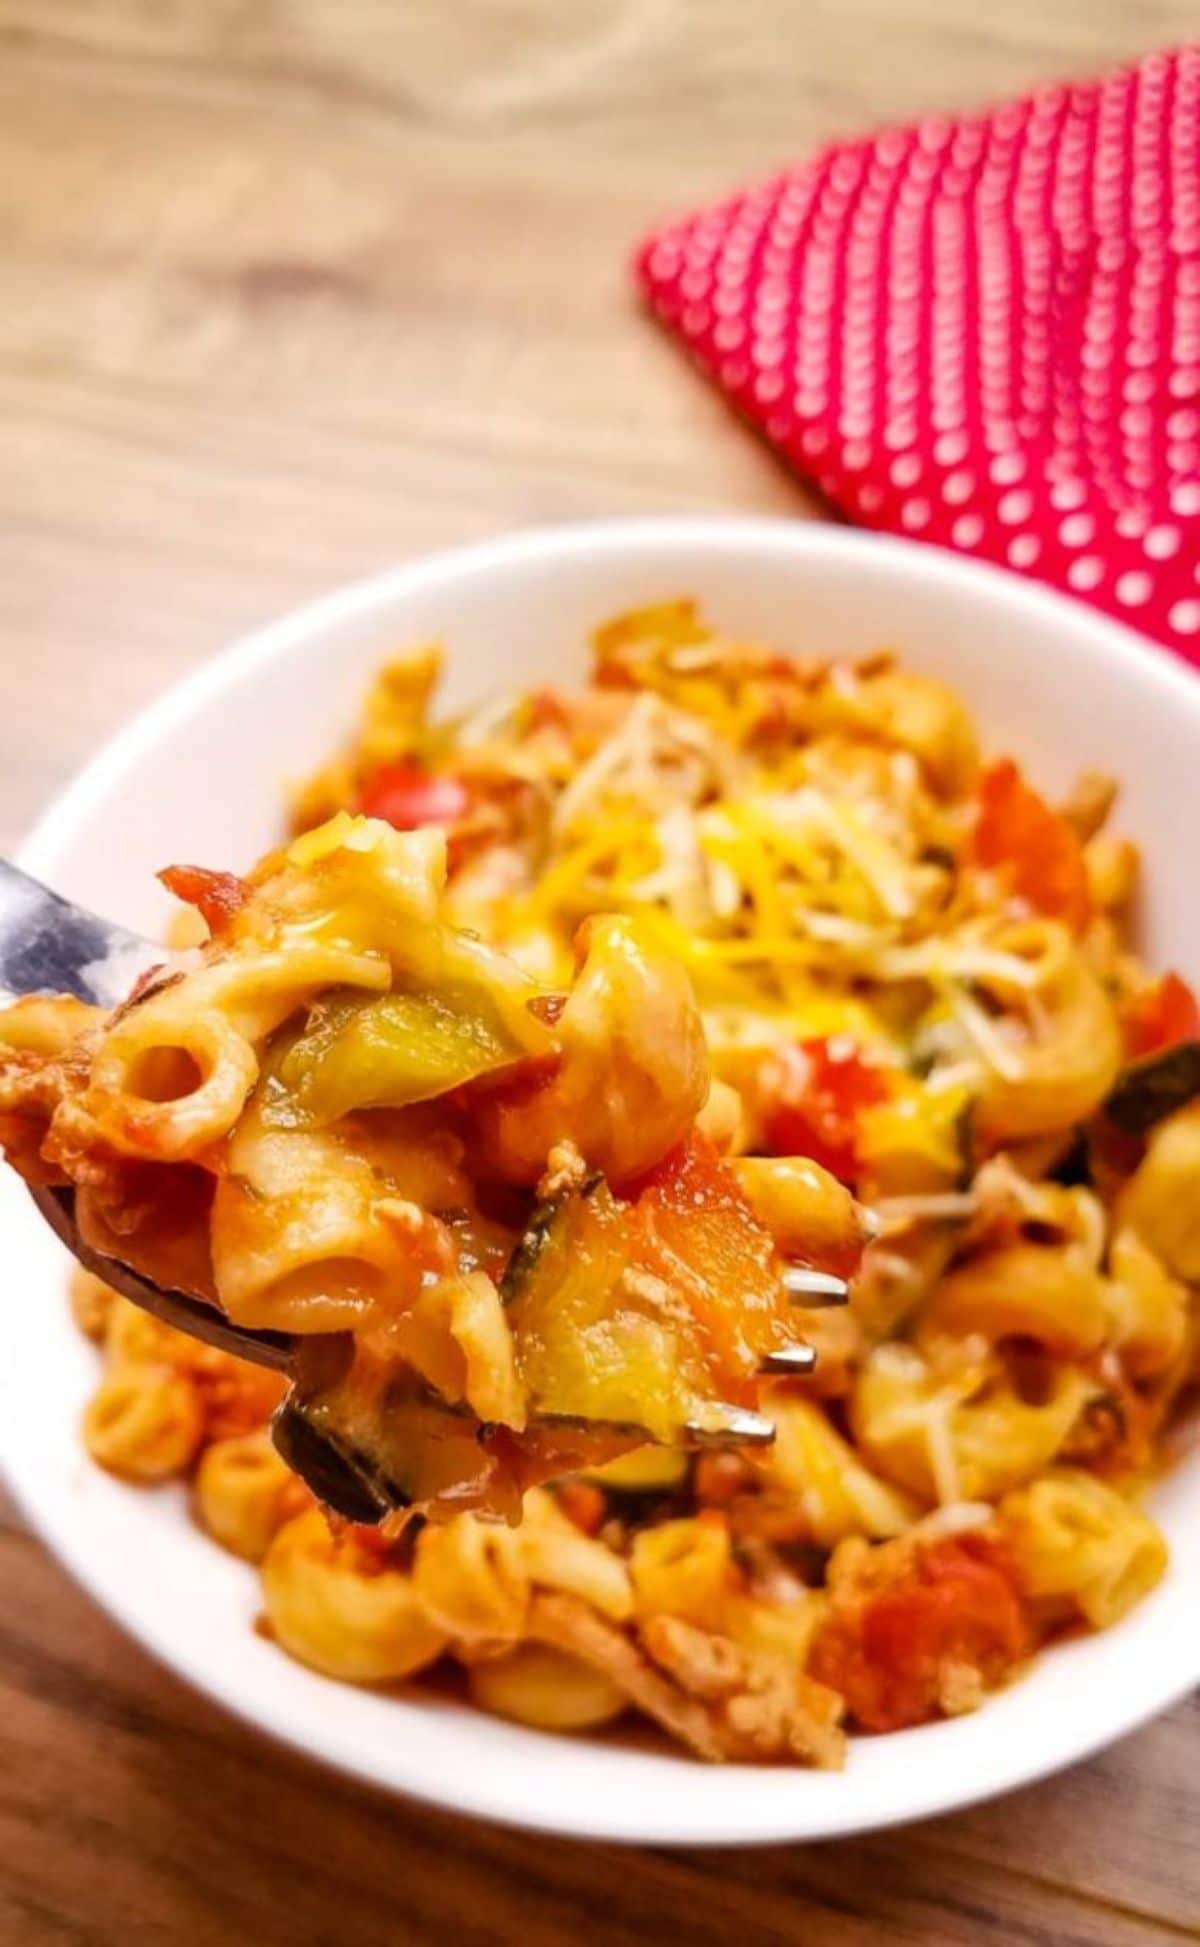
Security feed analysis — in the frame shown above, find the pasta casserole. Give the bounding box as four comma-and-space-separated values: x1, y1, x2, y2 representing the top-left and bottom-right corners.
4, 598, 1198, 1764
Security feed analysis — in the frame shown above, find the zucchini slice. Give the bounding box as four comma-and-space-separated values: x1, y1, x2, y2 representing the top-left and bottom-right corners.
267, 984, 529, 1127
1104, 1040, 1200, 1136
584, 1445, 691, 1493
502, 1172, 747, 1446
275, 1361, 498, 1520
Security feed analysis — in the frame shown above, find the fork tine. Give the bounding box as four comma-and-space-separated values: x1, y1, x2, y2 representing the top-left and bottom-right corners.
760, 1343, 818, 1376
684, 1404, 776, 1447
782, 1265, 850, 1306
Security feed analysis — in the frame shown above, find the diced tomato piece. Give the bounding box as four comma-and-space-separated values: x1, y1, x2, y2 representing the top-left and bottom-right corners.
554, 1478, 607, 1535
343, 1524, 404, 1574
971, 758, 1091, 931
810, 1536, 1030, 1733
528, 689, 571, 731
1122, 971, 1200, 1060
761, 1038, 889, 1187
197, 1359, 288, 1442
357, 764, 471, 831
158, 864, 251, 938
629, 1133, 789, 1385
693, 1452, 756, 1505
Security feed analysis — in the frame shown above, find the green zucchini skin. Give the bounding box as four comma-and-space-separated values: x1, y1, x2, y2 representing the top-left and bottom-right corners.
499, 1171, 605, 1306
272, 1394, 401, 1522
500, 1173, 691, 1444
274, 1376, 489, 1524
1104, 1040, 1200, 1135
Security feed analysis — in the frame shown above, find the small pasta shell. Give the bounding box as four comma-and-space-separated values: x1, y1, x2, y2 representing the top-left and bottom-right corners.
83, 1365, 204, 1482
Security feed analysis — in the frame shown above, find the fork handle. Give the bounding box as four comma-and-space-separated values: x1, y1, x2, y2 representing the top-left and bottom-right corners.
32, 1185, 296, 1373
0, 859, 161, 1008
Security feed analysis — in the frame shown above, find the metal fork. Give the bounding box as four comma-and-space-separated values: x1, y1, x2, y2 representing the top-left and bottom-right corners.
0, 859, 848, 1518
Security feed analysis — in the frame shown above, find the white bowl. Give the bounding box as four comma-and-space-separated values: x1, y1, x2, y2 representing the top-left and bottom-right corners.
3, 518, 1199, 1846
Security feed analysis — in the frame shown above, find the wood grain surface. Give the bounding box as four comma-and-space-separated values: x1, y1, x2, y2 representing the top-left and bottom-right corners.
1, 4, 1196, 1941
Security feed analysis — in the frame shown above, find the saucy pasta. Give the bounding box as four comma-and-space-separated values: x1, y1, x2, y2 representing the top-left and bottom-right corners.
6, 599, 1198, 1764
1, 815, 864, 1519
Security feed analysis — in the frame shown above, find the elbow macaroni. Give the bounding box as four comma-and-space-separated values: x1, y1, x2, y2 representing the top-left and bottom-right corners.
1116, 1106, 1200, 1282
194, 1431, 309, 1561
262, 1509, 449, 1683
1000, 1471, 1168, 1628
83, 1364, 205, 1482
467, 1645, 628, 1732
758, 1395, 921, 1546
851, 1344, 1097, 1505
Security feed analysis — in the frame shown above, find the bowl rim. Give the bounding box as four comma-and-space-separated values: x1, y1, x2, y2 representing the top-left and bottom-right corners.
7, 515, 1200, 1846
17, 515, 1200, 881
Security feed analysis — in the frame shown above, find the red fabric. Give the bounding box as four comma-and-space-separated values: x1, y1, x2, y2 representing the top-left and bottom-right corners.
635, 47, 1200, 665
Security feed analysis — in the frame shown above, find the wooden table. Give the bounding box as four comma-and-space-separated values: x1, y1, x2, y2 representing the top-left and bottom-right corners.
1, 5, 1196, 1939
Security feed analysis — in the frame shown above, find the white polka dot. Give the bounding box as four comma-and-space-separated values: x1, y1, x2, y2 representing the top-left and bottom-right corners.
1059, 512, 1095, 547
885, 421, 918, 455
934, 432, 968, 465
1115, 571, 1153, 607
1067, 556, 1104, 591
998, 489, 1033, 524
1124, 370, 1157, 405
891, 453, 922, 487
1008, 534, 1041, 568
990, 452, 1026, 485
952, 514, 984, 547
942, 469, 975, 505
1115, 507, 1150, 539
1171, 482, 1200, 516
900, 497, 931, 530
859, 483, 885, 514
1050, 479, 1086, 511
1169, 599, 1200, 634
1144, 524, 1181, 559
1121, 404, 1154, 439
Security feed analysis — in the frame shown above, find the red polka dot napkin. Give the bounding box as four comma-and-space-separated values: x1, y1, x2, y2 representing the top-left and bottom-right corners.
635, 46, 1200, 665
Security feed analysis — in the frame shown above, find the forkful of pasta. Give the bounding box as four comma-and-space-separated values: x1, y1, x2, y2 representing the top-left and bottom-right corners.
0, 825, 867, 1525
